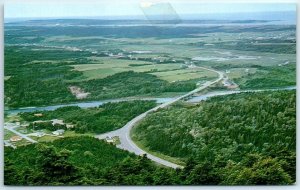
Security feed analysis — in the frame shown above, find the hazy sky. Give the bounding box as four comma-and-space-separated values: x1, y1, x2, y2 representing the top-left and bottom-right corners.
5, 1, 296, 18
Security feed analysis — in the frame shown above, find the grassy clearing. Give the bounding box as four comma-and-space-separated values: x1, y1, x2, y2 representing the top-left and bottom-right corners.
63, 131, 94, 137
13, 139, 32, 147
4, 114, 22, 122
151, 68, 218, 82
37, 135, 62, 142
4, 130, 16, 140
72, 57, 184, 80
227, 68, 257, 79
112, 136, 121, 145
32, 131, 94, 143
15, 127, 30, 134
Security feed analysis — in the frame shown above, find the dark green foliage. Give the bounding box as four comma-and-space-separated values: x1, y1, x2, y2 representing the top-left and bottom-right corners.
221, 155, 292, 185
35, 145, 81, 185
20, 100, 157, 133
4, 136, 178, 185
28, 121, 67, 131
5, 91, 296, 185
4, 46, 83, 108
133, 90, 296, 184
4, 46, 196, 108
235, 64, 296, 89
78, 71, 196, 100
215, 39, 296, 54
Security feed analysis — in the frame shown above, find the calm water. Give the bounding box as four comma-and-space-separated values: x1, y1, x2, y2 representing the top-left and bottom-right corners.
5, 97, 176, 115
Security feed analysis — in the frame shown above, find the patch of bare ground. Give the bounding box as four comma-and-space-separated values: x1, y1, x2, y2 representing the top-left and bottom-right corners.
69, 86, 90, 99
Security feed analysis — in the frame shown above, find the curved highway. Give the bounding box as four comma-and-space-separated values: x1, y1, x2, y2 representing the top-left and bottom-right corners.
96, 66, 224, 169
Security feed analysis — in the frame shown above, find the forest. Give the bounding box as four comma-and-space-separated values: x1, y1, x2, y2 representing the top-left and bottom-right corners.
132, 90, 296, 184
235, 64, 296, 89
5, 126, 295, 186
4, 46, 196, 108
79, 71, 196, 100
4, 136, 178, 185
215, 39, 296, 54
20, 100, 157, 134
4, 18, 296, 186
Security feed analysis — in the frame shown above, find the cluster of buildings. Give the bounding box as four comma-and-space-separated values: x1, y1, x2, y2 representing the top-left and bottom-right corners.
32, 118, 74, 129
4, 118, 73, 146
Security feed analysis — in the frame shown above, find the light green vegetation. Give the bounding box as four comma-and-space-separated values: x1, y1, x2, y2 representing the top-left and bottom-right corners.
35, 135, 62, 142
151, 68, 218, 82
72, 57, 185, 80
15, 126, 32, 134
14, 139, 31, 147
227, 68, 258, 79
63, 130, 94, 137
72, 56, 217, 82
112, 136, 121, 145
5, 20, 295, 108
4, 114, 21, 122
4, 76, 11, 80
4, 130, 15, 140
4, 19, 296, 186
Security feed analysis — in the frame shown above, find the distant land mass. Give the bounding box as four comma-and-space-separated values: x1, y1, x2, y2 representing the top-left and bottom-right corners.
5, 11, 296, 24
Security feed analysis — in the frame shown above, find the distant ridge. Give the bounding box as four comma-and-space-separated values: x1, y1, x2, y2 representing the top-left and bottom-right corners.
5, 11, 295, 23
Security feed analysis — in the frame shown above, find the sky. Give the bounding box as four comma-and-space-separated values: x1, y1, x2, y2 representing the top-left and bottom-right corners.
5, 1, 296, 18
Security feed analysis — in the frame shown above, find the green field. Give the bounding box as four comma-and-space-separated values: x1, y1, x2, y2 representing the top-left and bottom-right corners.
151, 68, 218, 82
72, 57, 185, 80
4, 130, 15, 140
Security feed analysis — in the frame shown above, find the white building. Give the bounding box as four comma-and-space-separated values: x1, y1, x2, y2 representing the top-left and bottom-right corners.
52, 129, 65, 136
51, 119, 64, 126
105, 136, 114, 143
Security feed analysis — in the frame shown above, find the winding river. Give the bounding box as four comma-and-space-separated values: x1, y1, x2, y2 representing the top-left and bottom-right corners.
5, 86, 295, 115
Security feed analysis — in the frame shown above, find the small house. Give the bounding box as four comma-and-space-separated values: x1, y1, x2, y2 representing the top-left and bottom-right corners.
52, 129, 65, 136
34, 113, 43, 117
33, 120, 47, 124
51, 119, 64, 126
105, 136, 114, 143
66, 124, 74, 129
21, 123, 30, 128
36, 132, 45, 137
28, 131, 45, 137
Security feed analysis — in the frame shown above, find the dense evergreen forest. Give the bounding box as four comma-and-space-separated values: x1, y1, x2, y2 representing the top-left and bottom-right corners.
132, 90, 296, 184
20, 100, 157, 133
4, 136, 179, 185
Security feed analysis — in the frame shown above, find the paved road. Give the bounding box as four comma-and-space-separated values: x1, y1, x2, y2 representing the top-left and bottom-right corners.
96, 67, 224, 169
4, 125, 37, 143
